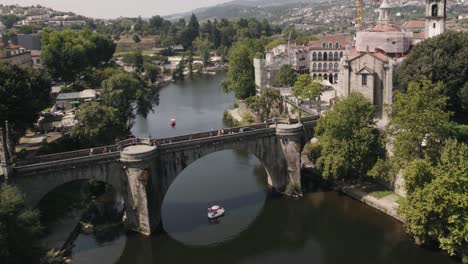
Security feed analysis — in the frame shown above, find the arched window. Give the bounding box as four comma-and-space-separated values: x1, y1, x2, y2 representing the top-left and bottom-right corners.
324, 74, 328, 80
335, 42, 340, 48
328, 43, 333, 48
334, 73, 338, 83
334, 52, 339, 61
340, 51, 343, 58
318, 52, 323, 61
432, 4, 438, 17
312, 52, 317, 61
322, 43, 326, 48
318, 74, 322, 80
324, 63, 328, 71
318, 63, 322, 71
313, 74, 317, 79
334, 63, 339, 71
329, 63, 333, 71
312, 63, 317, 72
329, 52, 333, 61
323, 52, 328, 61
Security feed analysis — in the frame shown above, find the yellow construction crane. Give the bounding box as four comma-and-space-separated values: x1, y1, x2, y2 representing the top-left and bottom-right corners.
357, 0, 381, 30
357, 0, 364, 30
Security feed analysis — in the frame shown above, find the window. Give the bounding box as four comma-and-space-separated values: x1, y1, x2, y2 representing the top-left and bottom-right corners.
318, 52, 323, 61
362, 74, 368, 86
324, 52, 328, 61
340, 52, 343, 58
324, 63, 328, 71
329, 52, 333, 61
328, 43, 333, 48
322, 43, 326, 48
334, 52, 339, 61
335, 42, 340, 49
312, 52, 317, 61
318, 63, 322, 71
312, 63, 317, 72
334, 63, 338, 71
329, 63, 333, 71
431, 4, 438, 17
433, 23, 436, 29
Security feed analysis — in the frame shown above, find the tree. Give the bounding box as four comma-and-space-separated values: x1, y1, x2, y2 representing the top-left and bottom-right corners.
70, 102, 120, 146
101, 72, 157, 132
221, 40, 256, 99
273, 64, 297, 87
132, 34, 141, 43
0, 15, 20, 29
181, 14, 200, 49
399, 139, 468, 256
172, 59, 185, 81
246, 87, 282, 121
143, 63, 160, 84
0, 63, 51, 162
41, 29, 115, 84
395, 31, 468, 118
314, 93, 382, 180
0, 184, 43, 264
193, 37, 211, 66
123, 51, 144, 74
388, 78, 451, 167
292, 74, 322, 108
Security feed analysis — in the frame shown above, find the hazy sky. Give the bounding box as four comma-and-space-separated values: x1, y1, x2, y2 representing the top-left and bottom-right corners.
2, 0, 233, 18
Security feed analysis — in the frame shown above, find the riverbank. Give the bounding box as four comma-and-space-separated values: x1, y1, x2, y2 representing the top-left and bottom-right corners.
340, 183, 404, 222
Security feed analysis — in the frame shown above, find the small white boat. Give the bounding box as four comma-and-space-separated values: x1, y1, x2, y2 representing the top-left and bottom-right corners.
207, 205, 225, 219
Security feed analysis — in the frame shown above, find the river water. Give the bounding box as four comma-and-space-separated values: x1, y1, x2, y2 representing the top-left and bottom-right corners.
71, 73, 457, 264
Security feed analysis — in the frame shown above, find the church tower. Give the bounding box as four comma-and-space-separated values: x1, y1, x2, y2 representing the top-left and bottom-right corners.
378, 0, 392, 24
425, 0, 447, 39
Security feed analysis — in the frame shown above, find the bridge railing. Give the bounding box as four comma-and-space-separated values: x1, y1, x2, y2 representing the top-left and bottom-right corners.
13, 117, 318, 167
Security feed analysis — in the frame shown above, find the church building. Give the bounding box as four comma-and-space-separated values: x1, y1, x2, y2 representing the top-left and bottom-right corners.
339, 0, 446, 119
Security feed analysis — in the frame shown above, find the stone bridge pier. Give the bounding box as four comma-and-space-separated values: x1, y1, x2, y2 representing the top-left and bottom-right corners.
121, 123, 307, 235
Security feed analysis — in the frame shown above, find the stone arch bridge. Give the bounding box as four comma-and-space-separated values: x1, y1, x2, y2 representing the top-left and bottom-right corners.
7, 117, 317, 235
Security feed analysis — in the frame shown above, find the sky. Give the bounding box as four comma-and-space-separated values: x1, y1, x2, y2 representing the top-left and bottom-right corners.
1, 0, 233, 19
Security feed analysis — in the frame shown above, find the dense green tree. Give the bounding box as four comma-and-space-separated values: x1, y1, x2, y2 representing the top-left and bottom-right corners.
41, 29, 115, 84
221, 38, 265, 99
181, 14, 200, 49
143, 63, 160, 84
0, 63, 51, 161
0, 184, 43, 264
246, 87, 282, 121
0, 15, 21, 29
193, 37, 211, 66
70, 102, 120, 145
314, 93, 382, 180
273, 64, 297, 87
388, 78, 451, 166
399, 139, 468, 256
292, 74, 322, 108
395, 31, 468, 118
101, 72, 157, 132
402, 159, 435, 195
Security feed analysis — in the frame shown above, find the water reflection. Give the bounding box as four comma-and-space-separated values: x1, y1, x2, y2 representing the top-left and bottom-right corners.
161, 150, 268, 247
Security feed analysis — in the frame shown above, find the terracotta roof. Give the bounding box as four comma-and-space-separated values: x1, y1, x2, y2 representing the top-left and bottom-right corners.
372, 23, 401, 32
401, 20, 425, 29
413, 32, 425, 39
30, 50, 41, 56
308, 34, 353, 49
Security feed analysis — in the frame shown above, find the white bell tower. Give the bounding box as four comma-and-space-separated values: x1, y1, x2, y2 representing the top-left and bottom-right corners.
425, 0, 447, 39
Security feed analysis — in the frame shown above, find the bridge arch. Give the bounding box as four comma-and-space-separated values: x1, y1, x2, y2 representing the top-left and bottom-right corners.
11, 156, 124, 207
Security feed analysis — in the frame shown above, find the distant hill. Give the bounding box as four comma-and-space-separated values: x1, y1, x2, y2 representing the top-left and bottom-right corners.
164, 0, 323, 22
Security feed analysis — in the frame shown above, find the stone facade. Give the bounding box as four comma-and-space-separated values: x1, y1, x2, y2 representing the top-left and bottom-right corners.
425, 0, 447, 39
254, 34, 352, 87
339, 52, 395, 118
0, 39, 32, 68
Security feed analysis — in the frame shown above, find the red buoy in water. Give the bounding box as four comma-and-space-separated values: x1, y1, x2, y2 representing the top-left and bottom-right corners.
170, 118, 176, 128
